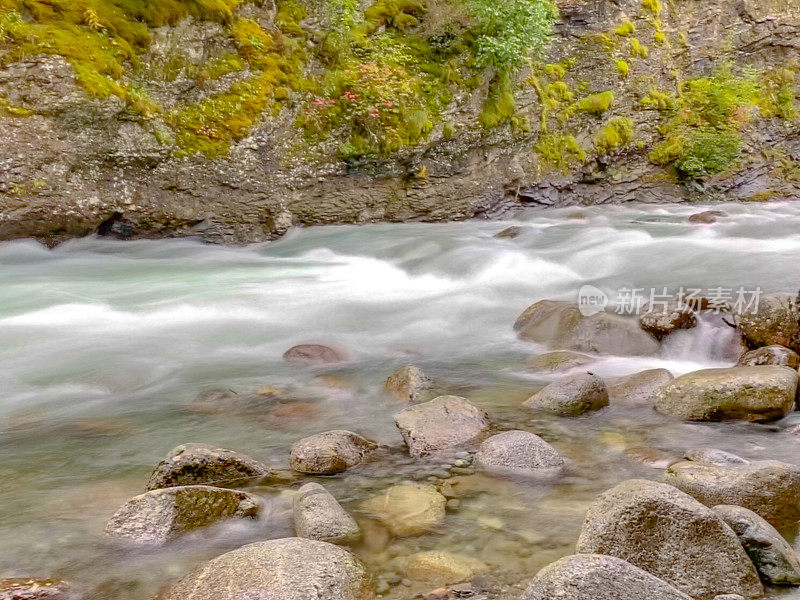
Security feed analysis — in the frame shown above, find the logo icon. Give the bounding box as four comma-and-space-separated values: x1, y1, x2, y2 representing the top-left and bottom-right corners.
578, 285, 608, 316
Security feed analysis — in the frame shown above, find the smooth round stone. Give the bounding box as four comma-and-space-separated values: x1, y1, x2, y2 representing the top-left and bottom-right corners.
475, 430, 564, 478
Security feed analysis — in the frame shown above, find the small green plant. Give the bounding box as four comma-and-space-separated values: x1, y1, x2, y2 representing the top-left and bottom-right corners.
594, 117, 634, 152
562, 90, 614, 119
616, 60, 629, 76
615, 21, 636, 36
535, 132, 586, 171
640, 88, 679, 110
629, 38, 649, 58
673, 128, 743, 177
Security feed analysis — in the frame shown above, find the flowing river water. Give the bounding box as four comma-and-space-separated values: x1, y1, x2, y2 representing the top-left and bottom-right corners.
2, 201, 800, 598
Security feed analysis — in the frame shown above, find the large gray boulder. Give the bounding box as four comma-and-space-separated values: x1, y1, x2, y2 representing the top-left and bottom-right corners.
524, 373, 609, 416
738, 345, 800, 369
105, 485, 262, 545
394, 395, 489, 457
606, 369, 674, 406
522, 554, 693, 600
360, 482, 446, 537
156, 537, 372, 600
514, 300, 660, 356
735, 293, 799, 353
146, 443, 279, 491
475, 430, 564, 478
289, 430, 376, 474
576, 479, 763, 599
292, 482, 360, 545
713, 504, 800, 586
663, 460, 800, 530
654, 366, 798, 422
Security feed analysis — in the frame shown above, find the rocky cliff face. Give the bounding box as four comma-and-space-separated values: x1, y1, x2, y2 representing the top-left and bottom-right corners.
0, 0, 798, 244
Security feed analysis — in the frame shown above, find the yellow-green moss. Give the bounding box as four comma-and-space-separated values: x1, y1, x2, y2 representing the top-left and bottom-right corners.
629, 38, 649, 58
593, 116, 634, 152
365, 0, 425, 31
616, 60, 629, 76
0, 96, 33, 117
642, 0, 661, 16
615, 21, 636, 36
562, 90, 614, 119
535, 132, 586, 171
640, 88, 679, 110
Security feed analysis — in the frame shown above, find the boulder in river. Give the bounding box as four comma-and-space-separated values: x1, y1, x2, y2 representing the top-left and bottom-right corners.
394, 395, 489, 457
156, 537, 371, 600
713, 504, 800, 586
360, 482, 446, 537
639, 302, 697, 339
684, 448, 749, 467
576, 479, 763, 599
475, 430, 564, 478
663, 460, 800, 530
405, 550, 486, 585
384, 365, 432, 402
292, 482, 360, 545
734, 293, 800, 353
290, 430, 377, 474
105, 485, 262, 545
146, 443, 279, 491
688, 210, 726, 224
738, 345, 800, 369
283, 344, 348, 364
515, 300, 660, 356
522, 553, 693, 600
524, 373, 609, 416
654, 366, 798, 422
0, 578, 74, 600
527, 350, 594, 372
606, 368, 673, 406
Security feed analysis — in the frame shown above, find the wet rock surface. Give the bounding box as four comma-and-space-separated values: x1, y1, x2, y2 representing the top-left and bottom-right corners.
713, 504, 800, 586
735, 294, 800, 354
654, 366, 798, 422
156, 537, 371, 600
522, 554, 693, 600
576, 479, 763, 599
474, 430, 565, 478
0, 578, 75, 600
289, 430, 377, 474
145, 443, 279, 491
292, 482, 360, 545
395, 396, 489, 457
663, 460, 800, 530
738, 344, 800, 369
524, 373, 609, 416
384, 365, 433, 402
105, 485, 262, 545
606, 369, 674, 406
360, 482, 446, 537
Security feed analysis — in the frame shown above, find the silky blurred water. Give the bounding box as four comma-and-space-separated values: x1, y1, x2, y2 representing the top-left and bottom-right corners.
3, 201, 800, 598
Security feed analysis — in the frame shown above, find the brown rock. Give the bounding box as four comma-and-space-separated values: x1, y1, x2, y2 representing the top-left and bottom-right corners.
283, 344, 347, 364
290, 430, 376, 474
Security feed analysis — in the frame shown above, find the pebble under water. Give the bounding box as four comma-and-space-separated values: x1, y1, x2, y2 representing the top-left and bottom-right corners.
2, 202, 800, 598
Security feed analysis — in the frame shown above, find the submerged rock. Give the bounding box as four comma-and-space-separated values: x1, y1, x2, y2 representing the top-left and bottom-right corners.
738, 345, 800, 369
394, 395, 489, 457
156, 537, 371, 600
0, 578, 74, 600
576, 479, 762, 599
654, 366, 798, 422
735, 293, 800, 353
405, 551, 486, 585
527, 350, 594, 372
684, 448, 749, 467
360, 482, 446, 537
146, 443, 279, 491
522, 554, 693, 600
384, 364, 432, 402
524, 373, 609, 416
494, 225, 524, 239
289, 430, 376, 474
514, 300, 660, 356
663, 460, 800, 530
283, 344, 347, 364
292, 482, 360, 545
713, 504, 800, 586
475, 430, 564, 478
105, 485, 262, 545
688, 210, 726, 224
606, 368, 673, 406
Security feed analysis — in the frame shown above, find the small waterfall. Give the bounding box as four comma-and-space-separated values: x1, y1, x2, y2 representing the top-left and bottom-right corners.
661, 311, 741, 365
